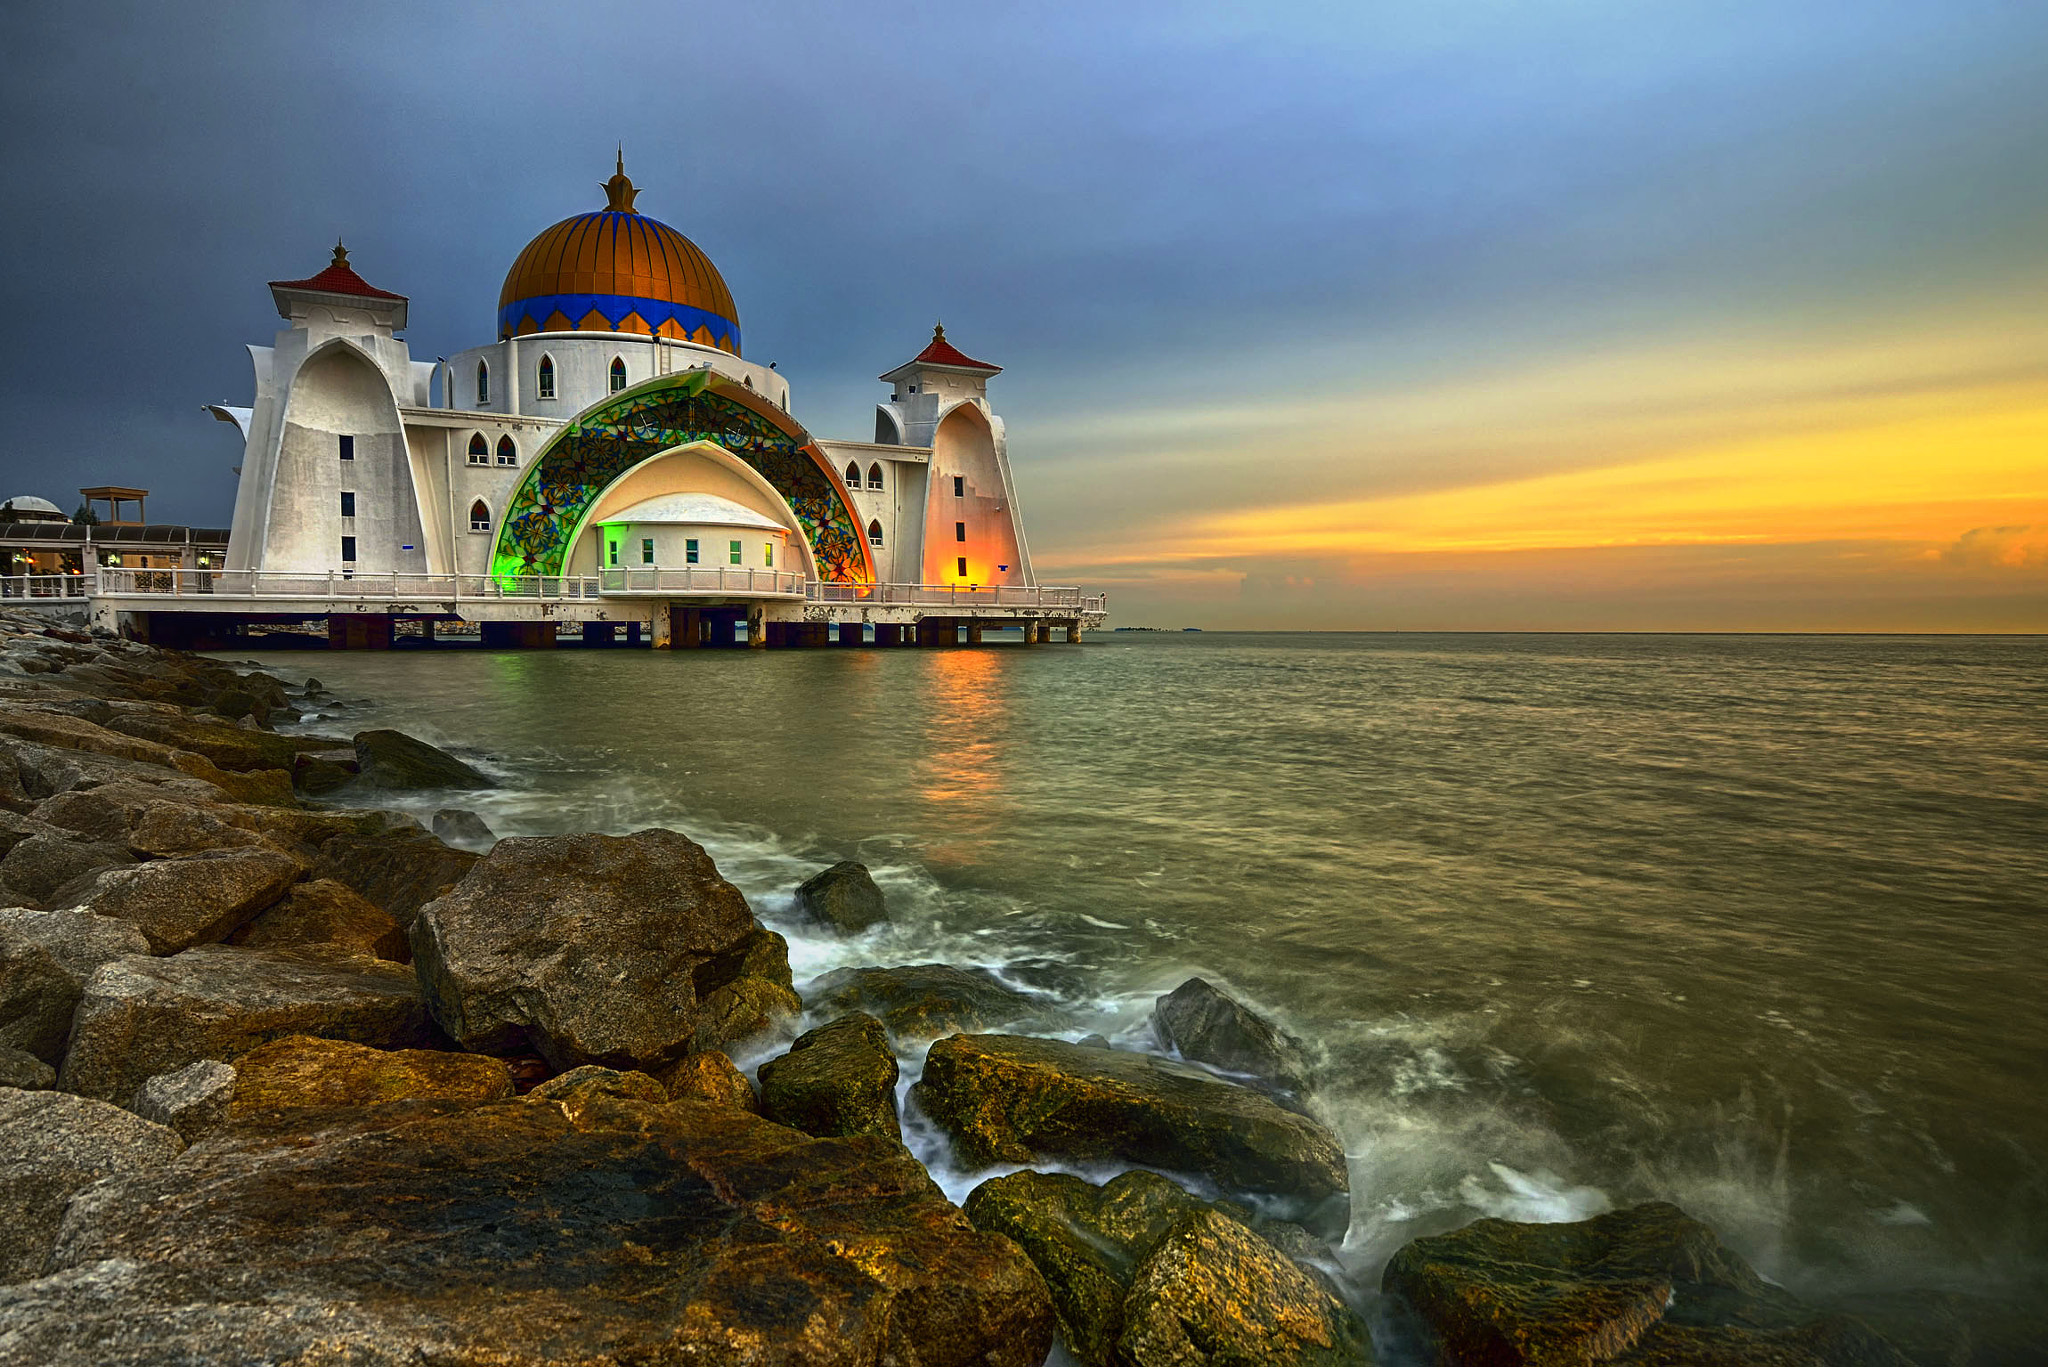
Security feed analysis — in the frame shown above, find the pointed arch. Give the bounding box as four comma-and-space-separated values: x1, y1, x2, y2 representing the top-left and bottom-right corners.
867, 462, 884, 490
867, 518, 884, 547
469, 499, 492, 533
845, 460, 862, 486
467, 432, 489, 465
537, 353, 556, 400
496, 434, 517, 467
476, 359, 490, 405
609, 356, 627, 393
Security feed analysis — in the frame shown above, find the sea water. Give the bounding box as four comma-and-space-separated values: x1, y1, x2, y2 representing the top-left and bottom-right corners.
253, 632, 2048, 1331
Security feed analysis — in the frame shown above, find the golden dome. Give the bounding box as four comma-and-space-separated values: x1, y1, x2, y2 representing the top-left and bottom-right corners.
497, 154, 740, 354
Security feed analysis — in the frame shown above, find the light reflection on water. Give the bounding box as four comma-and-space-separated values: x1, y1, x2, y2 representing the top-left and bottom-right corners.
260, 632, 2048, 1325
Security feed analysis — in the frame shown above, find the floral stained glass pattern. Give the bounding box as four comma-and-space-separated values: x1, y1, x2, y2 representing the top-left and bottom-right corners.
490, 373, 870, 583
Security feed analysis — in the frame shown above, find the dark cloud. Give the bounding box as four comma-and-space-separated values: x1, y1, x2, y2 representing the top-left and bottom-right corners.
2, 0, 2044, 531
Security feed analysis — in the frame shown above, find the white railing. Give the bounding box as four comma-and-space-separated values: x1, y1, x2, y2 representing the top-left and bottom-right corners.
597, 566, 807, 597
808, 582, 1106, 612
94, 568, 603, 601
0, 574, 90, 601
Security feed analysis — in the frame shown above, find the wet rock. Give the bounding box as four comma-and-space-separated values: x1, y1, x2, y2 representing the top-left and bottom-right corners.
526, 1064, 668, 1122
794, 858, 889, 934
759, 1012, 900, 1142
712, 922, 796, 988
1154, 975, 1314, 1093
350, 728, 492, 791
914, 1033, 1351, 1234
292, 749, 357, 794
1121, 1207, 1374, 1366
408, 828, 753, 1071
0, 1087, 183, 1284
659, 1049, 758, 1111
10, 1094, 1054, 1365
100, 711, 314, 774
58, 945, 435, 1102
965, 1169, 1370, 1367
807, 962, 1042, 1038
430, 806, 494, 846
126, 798, 265, 857
0, 1045, 54, 1090
309, 826, 479, 923
0, 810, 34, 854
29, 788, 137, 843
227, 877, 408, 961
71, 847, 303, 953
1381, 1201, 1912, 1367
0, 908, 152, 1063
230, 1034, 511, 1113
692, 974, 803, 1053
130, 1059, 236, 1141
0, 833, 132, 906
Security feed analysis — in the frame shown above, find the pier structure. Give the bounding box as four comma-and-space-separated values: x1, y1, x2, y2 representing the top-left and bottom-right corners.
44, 154, 1104, 648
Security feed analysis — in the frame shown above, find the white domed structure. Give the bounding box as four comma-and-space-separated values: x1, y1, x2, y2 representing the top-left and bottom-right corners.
1, 496, 67, 523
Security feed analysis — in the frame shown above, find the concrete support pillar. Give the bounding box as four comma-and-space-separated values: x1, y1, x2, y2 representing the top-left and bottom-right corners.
651, 612, 673, 649
746, 604, 766, 649
422, 618, 437, 643
626, 621, 643, 646
874, 623, 902, 647
673, 605, 701, 648
1021, 621, 1042, 645
1065, 620, 1082, 643
330, 615, 394, 650
835, 621, 864, 646
966, 621, 984, 645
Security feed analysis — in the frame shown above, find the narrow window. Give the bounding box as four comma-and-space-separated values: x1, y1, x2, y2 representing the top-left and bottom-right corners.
609, 356, 626, 393
955, 521, 966, 542
868, 463, 883, 490
867, 519, 883, 547
728, 539, 742, 565
339, 434, 355, 461
952, 475, 964, 497
846, 461, 861, 486
764, 542, 774, 568
685, 538, 699, 564
341, 536, 358, 562
497, 435, 517, 467
477, 360, 490, 405
469, 500, 490, 532
956, 556, 968, 578
537, 354, 556, 399
607, 539, 619, 567
468, 433, 488, 466
641, 538, 655, 565
339, 491, 356, 518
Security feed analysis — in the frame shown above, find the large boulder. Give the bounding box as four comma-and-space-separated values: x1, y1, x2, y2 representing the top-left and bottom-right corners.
100, 711, 323, 774
965, 1169, 1369, 1367
58, 945, 436, 1102
226, 877, 408, 961
659, 1049, 758, 1112
691, 974, 803, 1053
913, 1033, 1351, 1234
758, 1012, 901, 1142
1154, 975, 1314, 1093
0, 908, 151, 1063
69, 847, 303, 953
1382, 1202, 1911, 1367
309, 827, 479, 923
430, 807, 494, 847
0, 1088, 183, 1284
6, 1093, 1055, 1365
350, 728, 493, 792
129, 1060, 236, 1141
0, 1046, 54, 1090
0, 833, 132, 907
230, 1034, 512, 1113
793, 859, 889, 934
806, 962, 1043, 1039
126, 799, 267, 857
408, 829, 755, 1072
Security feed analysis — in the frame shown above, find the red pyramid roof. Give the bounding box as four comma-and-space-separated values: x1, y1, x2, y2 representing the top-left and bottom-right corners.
270, 242, 406, 302
909, 324, 999, 372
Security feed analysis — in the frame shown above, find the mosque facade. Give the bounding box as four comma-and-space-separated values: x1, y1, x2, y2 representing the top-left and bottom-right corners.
167, 156, 1097, 647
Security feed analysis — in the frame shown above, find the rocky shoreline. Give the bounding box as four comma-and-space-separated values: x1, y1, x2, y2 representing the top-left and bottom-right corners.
0, 606, 1993, 1364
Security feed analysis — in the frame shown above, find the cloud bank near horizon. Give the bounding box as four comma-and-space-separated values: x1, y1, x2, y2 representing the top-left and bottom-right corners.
1, 1, 2043, 629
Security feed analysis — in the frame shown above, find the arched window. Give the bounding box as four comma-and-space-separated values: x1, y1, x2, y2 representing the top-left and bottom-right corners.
867, 463, 884, 490
496, 435, 517, 467
476, 360, 490, 405
537, 354, 556, 399
867, 519, 884, 547
845, 461, 861, 486
467, 433, 488, 466
609, 356, 626, 393
469, 500, 491, 533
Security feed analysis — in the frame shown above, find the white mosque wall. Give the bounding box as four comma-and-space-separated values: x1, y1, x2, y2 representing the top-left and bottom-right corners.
818, 439, 931, 586
922, 401, 1029, 587
446, 333, 789, 419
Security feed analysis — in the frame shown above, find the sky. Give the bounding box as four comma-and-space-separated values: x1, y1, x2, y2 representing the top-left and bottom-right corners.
2, 1, 2044, 630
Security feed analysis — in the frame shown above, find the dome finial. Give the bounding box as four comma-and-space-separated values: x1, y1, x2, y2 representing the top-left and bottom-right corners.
332, 239, 349, 267
934, 319, 946, 341
602, 146, 638, 213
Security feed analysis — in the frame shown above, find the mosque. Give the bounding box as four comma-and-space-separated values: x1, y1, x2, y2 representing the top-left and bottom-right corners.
77, 155, 1101, 647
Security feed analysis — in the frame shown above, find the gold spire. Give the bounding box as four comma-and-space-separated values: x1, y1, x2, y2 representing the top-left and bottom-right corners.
934, 320, 945, 341
332, 239, 349, 267
602, 145, 639, 213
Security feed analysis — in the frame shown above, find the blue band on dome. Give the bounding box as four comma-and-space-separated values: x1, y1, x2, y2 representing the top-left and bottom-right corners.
499, 293, 741, 351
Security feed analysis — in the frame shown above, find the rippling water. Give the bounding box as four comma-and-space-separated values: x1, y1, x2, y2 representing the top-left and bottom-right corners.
246, 632, 2048, 1333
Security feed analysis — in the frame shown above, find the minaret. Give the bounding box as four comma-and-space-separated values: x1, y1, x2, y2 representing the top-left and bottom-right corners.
876, 323, 1001, 447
